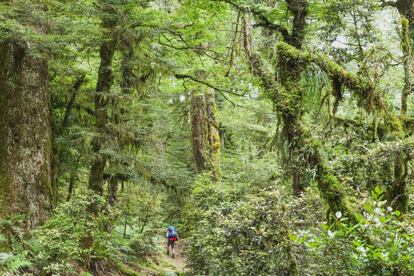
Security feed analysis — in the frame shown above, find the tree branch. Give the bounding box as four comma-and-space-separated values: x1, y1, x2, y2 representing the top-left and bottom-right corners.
58, 74, 86, 134
252, 22, 291, 41
276, 42, 381, 111
74, 103, 95, 116
222, 0, 292, 42
175, 74, 244, 97
380, 0, 397, 7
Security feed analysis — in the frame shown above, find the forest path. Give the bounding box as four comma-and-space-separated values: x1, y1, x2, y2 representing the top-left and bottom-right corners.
150, 238, 188, 275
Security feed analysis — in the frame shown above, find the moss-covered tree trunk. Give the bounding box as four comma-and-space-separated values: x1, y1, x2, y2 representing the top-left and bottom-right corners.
390, 151, 409, 212
400, 17, 412, 117
241, 3, 358, 221
190, 88, 221, 181
388, 15, 413, 212
278, 0, 308, 195
107, 37, 135, 206
88, 4, 118, 196
0, 41, 52, 229
191, 92, 208, 173
206, 88, 221, 182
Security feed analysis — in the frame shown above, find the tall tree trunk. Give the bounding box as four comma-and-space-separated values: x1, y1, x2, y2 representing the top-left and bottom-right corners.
106, 36, 138, 206
88, 5, 117, 197
242, 5, 356, 223
400, 17, 412, 117
190, 88, 221, 181
388, 16, 413, 213
52, 75, 85, 205
206, 88, 221, 182
191, 92, 208, 173
283, 0, 308, 196
107, 177, 118, 206
0, 41, 52, 229
390, 151, 409, 212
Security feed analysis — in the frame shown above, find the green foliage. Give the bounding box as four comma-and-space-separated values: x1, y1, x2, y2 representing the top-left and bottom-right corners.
186, 178, 414, 275
30, 193, 107, 274
18, 189, 161, 274
0, 251, 32, 274
294, 187, 414, 275
184, 174, 299, 275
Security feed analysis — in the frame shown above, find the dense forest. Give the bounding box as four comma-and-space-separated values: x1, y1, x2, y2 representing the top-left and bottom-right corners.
1, 0, 414, 275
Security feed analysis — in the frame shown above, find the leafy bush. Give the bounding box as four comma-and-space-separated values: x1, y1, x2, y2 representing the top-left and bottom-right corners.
0, 186, 162, 275
185, 176, 414, 275
294, 187, 414, 275
185, 175, 302, 275
0, 215, 32, 275
128, 232, 156, 259
31, 193, 109, 274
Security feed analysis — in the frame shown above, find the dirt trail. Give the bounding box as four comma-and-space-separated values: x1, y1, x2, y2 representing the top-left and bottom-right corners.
159, 240, 187, 275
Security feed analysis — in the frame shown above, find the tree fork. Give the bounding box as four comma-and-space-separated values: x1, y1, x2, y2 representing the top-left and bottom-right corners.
241, 19, 356, 219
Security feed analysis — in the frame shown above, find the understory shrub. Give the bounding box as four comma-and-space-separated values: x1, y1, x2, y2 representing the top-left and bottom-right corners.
184, 175, 306, 275
0, 191, 159, 275
294, 187, 414, 275
185, 177, 414, 275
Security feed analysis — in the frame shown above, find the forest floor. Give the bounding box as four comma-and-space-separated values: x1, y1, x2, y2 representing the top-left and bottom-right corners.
135, 238, 188, 275
158, 240, 187, 275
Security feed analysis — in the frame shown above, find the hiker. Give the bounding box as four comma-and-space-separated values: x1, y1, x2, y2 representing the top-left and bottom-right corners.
166, 226, 179, 258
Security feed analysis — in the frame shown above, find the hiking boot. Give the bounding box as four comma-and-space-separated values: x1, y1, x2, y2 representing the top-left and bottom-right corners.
172, 253, 175, 259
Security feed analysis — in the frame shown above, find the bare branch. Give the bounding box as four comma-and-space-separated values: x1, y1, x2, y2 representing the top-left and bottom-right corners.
175, 74, 244, 97
380, 0, 397, 7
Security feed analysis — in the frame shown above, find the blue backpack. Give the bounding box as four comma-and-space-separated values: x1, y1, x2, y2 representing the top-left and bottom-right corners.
167, 226, 178, 240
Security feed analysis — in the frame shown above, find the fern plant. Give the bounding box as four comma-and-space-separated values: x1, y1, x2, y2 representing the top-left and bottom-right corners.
0, 251, 32, 274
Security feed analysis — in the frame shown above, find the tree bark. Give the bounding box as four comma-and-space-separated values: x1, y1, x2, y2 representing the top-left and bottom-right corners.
390, 151, 409, 212
0, 41, 52, 229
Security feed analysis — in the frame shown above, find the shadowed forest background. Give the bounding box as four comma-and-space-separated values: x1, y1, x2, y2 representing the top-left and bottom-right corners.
1, 0, 414, 275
